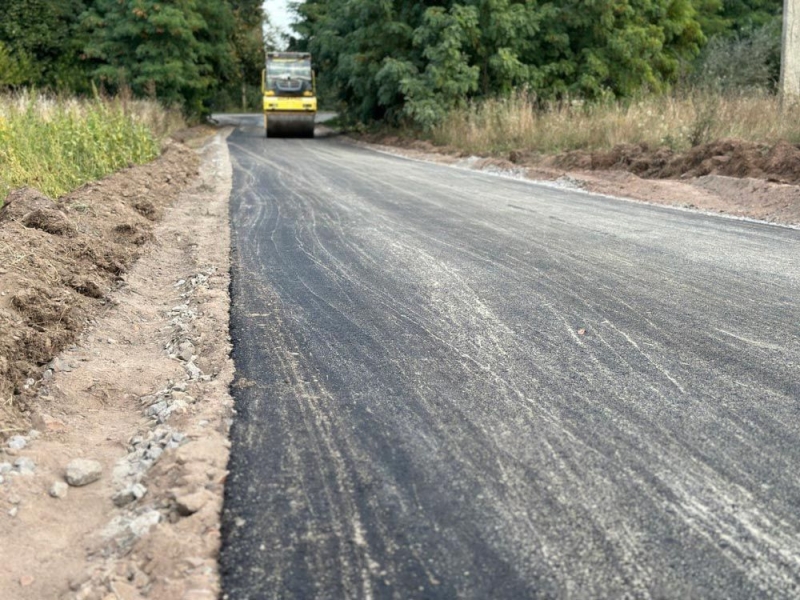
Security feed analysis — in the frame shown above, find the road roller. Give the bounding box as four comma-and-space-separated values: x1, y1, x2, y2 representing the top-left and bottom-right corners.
262, 52, 317, 138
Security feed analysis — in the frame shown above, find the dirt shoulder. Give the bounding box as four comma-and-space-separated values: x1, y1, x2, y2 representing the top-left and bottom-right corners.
353, 134, 800, 227
0, 130, 234, 599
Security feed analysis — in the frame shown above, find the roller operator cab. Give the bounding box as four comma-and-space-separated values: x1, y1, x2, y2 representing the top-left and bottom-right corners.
262, 52, 317, 138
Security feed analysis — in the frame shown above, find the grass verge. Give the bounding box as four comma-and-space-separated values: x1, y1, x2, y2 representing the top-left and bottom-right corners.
431, 92, 800, 156
0, 92, 185, 204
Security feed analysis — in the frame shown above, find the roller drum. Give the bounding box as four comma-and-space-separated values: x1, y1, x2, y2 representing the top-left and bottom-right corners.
266, 113, 315, 138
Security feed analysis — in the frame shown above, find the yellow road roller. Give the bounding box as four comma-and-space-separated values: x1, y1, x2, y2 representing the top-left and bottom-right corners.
262, 52, 317, 138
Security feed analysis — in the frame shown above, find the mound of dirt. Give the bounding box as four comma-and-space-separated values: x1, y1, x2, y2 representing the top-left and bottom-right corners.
545, 139, 800, 185
0, 142, 198, 434
359, 129, 800, 194
664, 139, 800, 183
5, 192, 80, 238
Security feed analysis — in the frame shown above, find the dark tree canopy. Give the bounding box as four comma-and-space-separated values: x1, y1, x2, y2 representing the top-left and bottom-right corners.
0, 0, 267, 114
82, 0, 236, 112
0, 0, 786, 121
721, 0, 783, 31
293, 0, 785, 128
0, 0, 90, 90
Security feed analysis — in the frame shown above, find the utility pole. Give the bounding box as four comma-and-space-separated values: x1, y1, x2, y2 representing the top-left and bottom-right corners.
781, 0, 800, 101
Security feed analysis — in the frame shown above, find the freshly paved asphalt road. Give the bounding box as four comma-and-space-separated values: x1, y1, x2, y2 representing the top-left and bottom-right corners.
218, 114, 800, 599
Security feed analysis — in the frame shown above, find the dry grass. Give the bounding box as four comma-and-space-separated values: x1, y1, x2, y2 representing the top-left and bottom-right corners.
0, 91, 185, 203
432, 92, 800, 156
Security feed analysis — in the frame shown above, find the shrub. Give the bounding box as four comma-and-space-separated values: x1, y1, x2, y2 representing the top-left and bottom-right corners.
691, 23, 782, 93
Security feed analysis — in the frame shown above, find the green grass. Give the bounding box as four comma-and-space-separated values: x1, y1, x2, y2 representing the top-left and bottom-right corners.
0, 92, 184, 204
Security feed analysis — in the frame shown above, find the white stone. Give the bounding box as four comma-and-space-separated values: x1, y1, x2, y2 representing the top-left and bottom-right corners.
177, 341, 195, 362
129, 510, 161, 537
14, 456, 35, 475
171, 391, 195, 405
7, 435, 27, 450
50, 481, 69, 498
65, 458, 103, 486
186, 361, 203, 380
146, 401, 168, 417
113, 483, 147, 507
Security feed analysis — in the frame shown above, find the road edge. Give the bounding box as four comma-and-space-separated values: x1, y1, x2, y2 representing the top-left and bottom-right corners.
340, 133, 800, 231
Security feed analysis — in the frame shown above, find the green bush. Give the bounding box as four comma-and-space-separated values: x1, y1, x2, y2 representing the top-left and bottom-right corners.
692, 23, 782, 92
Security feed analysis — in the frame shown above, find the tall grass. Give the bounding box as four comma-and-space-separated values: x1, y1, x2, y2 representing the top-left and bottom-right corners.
0, 92, 185, 203
431, 92, 800, 156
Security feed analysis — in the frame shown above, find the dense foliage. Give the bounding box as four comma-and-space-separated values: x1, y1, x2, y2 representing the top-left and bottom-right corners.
0, 0, 268, 115
293, 0, 784, 128
0, 0, 90, 91
0, 0, 785, 122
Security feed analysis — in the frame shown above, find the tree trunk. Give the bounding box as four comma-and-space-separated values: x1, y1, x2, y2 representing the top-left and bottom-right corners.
781, 0, 800, 102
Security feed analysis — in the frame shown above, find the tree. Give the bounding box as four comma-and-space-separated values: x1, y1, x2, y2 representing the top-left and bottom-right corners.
229, 0, 267, 109
721, 0, 783, 32
527, 0, 706, 99
0, 41, 36, 87
0, 0, 91, 90
296, 0, 711, 128
82, 0, 237, 114
379, 5, 481, 128
780, 0, 799, 100
690, 0, 783, 92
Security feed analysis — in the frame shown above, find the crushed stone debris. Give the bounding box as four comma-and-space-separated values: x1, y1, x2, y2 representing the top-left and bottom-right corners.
6, 435, 27, 450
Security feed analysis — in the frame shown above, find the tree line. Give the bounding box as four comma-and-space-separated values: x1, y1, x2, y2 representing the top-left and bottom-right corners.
0, 0, 268, 114
291, 0, 784, 128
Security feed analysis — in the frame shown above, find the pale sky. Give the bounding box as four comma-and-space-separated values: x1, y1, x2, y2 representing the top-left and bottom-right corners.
264, 0, 295, 38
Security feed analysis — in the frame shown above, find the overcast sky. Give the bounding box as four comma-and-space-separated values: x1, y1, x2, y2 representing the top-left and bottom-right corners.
264, 0, 295, 38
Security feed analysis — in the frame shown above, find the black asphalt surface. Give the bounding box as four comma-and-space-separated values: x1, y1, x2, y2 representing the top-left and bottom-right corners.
218, 115, 800, 599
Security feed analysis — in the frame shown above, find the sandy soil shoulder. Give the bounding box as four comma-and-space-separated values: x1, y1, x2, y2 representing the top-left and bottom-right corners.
0, 131, 234, 600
